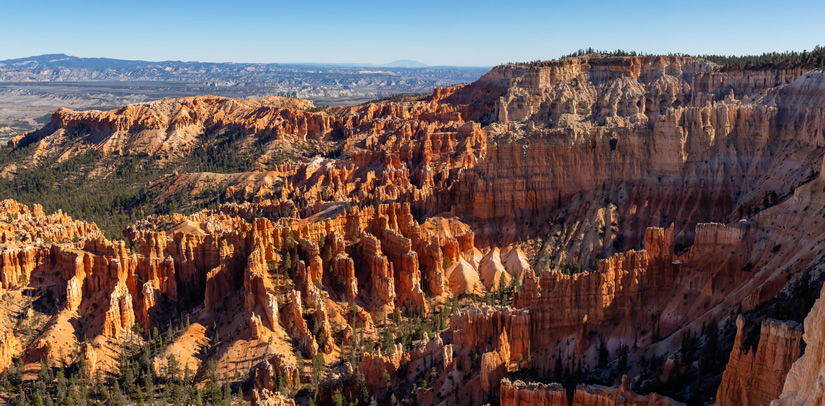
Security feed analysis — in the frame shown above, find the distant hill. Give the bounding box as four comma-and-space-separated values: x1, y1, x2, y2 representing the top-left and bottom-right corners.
379, 59, 428, 68
0, 54, 489, 140
0, 54, 487, 96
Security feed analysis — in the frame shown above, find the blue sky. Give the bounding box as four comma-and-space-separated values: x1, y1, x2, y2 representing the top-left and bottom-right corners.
1, 0, 823, 66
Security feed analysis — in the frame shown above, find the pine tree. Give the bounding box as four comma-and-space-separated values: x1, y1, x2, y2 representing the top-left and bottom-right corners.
701, 319, 720, 373
222, 381, 232, 406
332, 387, 344, 406
598, 337, 609, 368
553, 353, 563, 382
167, 354, 180, 383
617, 343, 629, 373
123, 365, 135, 396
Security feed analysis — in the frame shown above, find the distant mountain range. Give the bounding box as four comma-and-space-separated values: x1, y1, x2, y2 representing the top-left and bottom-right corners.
0, 54, 480, 82
380, 59, 428, 68
0, 54, 487, 101
0, 54, 489, 139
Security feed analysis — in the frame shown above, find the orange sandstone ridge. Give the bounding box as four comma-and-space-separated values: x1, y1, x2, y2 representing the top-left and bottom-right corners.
2, 55, 825, 405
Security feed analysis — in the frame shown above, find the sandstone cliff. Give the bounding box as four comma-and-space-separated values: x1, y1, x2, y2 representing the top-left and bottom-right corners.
500, 377, 685, 406
0, 331, 21, 374
1, 55, 825, 406
771, 282, 825, 406
716, 316, 802, 406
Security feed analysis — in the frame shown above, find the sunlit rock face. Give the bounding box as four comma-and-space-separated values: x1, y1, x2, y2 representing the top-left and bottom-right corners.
3, 55, 825, 406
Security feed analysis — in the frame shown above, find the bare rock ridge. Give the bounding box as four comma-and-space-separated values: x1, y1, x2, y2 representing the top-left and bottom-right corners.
2, 55, 825, 405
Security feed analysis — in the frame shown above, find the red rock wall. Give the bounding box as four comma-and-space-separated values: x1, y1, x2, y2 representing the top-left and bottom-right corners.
716, 316, 803, 406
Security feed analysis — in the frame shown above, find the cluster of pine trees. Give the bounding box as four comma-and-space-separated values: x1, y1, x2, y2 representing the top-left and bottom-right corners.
516, 46, 825, 70
700, 45, 825, 69
1, 317, 241, 405
0, 131, 275, 239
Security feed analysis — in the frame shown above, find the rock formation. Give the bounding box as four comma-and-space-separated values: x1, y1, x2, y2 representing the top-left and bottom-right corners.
254, 353, 300, 393
282, 289, 318, 358
480, 329, 511, 394
2, 54, 825, 406
251, 389, 297, 406
500, 377, 685, 406
500, 379, 568, 406
716, 316, 803, 406
0, 331, 21, 374
771, 283, 825, 406
569, 384, 684, 406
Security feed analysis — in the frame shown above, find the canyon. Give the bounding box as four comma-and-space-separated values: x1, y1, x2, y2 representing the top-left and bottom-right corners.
0, 53, 825, 406
0, 54, 488, 142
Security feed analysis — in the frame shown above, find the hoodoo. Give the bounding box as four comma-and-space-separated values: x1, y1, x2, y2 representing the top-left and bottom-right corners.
2, 51, 825, 405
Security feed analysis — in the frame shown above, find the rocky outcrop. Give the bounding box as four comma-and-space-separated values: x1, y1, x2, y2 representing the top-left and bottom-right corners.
4, 55, 825, 405
308, 288, 334, 354
0, 331, 21, 374
500, 377, 685, 406
0, 200, 101, 290
360, 232, 396, 315
500, 379, 568, 406
65, 276, 83, 312
103, 283, 136, 339
716, 316, 803, 406
333, 253, 358, 301
0, 246, 49, 290
771, 283, 825, 406
254, 353, 300, 393
81, 343, 98, 376
41, 96, 333, 156
480, 329, 511, 394
282, 289, 318, 358
243, 246, 279, 331
451, 304, 531, 365
359, 342, 403, 392
570, 384, 685, 406
251, 389, 297, 406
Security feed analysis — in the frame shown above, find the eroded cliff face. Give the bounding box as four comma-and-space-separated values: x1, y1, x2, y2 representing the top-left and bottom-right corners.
0, 331, 21, 375
500, 379, 568, 406
715, 317, 803, 406
2, 56, 825, 405
771, 283, 825, 406
499, 377, 685, 406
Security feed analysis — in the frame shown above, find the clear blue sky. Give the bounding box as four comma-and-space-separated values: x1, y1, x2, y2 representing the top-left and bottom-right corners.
2, 0, 823, 66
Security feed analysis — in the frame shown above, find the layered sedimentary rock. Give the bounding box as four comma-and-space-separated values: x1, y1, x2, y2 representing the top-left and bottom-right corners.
480, 329, 511, 394
716, 316, 803, 406
103, 283, 136, 339
570, 384, 684, 406
359, 343, 403, 391
28, 96, 324, 156
251, 389, 297, 406
360, 232, 396, 315
81, 343, 98, 376
243, 245, 279, 331
771, 283, 825, 406
500, 379, 568, 406
282, 289, 318, 357
254, 353, 300, 393
3, 55, 825, 405
0, 200, 101, 290
451, 304, 531, 365
499, 378, 685, 406
0, 331, 21, 374
333, 252, 358, 301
